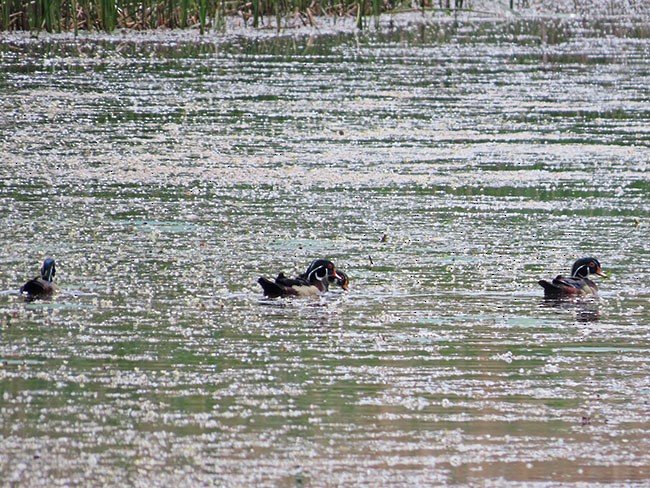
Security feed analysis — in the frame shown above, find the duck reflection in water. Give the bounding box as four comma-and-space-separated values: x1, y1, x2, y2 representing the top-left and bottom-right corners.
541, 298, 601, 322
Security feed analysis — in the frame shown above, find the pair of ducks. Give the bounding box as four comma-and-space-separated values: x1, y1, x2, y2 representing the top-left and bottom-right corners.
261, 257, 608, 299
20, 256, 605, 301
258, 259, 349, 298
19, 257, 350, 300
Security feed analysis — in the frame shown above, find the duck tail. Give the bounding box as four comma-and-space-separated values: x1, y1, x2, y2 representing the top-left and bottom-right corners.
538, 279, 566, 299
258, 277, 284, 298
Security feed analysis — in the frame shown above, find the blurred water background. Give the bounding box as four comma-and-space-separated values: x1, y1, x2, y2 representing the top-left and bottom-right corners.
1, 8, 650, 485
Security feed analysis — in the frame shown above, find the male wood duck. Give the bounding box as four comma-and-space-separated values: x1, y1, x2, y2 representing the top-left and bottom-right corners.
538, 257, 606, 298
20, 258, 56, 300
258, 259, 348, 298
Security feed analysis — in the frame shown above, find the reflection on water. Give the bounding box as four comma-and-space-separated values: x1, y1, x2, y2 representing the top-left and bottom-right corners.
540, 297, 602, 322
1, 13, 650, 486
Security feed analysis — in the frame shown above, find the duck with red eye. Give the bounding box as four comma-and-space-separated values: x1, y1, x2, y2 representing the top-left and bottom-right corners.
258, 259, 347, 298
538, 257, 607, 299
298, 259, 349, 291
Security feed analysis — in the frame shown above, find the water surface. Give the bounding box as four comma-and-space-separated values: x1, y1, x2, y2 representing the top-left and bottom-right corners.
1, 14, 650, 486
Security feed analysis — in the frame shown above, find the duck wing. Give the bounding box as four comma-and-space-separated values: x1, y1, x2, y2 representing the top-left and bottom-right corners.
258, 274, 322, 298
274, 272, 308, 287
258, 277, 292, 298
539, 275, 598, 298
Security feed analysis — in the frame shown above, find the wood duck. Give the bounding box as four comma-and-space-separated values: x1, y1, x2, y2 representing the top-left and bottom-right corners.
20, 258, 56, 300
538, 257, 606, 298
258, 259, 347, 298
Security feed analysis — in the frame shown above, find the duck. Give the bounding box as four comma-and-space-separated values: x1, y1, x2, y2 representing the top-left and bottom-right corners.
330, 270, 349, 291
538, 257, 606, 298
299, 259, 349, 290
20, 258, 56, 300
258, 259, 348, 298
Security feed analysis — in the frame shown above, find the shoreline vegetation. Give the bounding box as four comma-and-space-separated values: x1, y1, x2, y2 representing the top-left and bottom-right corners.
7, 0, 406, 33
0, 0, 648, 36
3, 0, 476, 34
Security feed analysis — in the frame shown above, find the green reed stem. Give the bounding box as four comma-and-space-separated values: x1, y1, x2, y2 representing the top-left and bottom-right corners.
198, 0, 207, 34
100, 0, 116, 31
1, 0, 6, 29
71, 0, 78, 34
44, 0, 59, 32
371, 0, 380, 28
252, 0, 259, 28
216, 0, 226, 32
356, 0, 364, 29
179, 0, 188, 27
275, 0, 281, 30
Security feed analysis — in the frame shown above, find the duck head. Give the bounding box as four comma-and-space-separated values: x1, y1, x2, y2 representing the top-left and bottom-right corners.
305, 259, 345, 290
330, 270, 349, 291
40, 258, 56, 282
571, 257, 606, 279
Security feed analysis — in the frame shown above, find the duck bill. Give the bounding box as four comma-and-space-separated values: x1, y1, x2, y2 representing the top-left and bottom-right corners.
596, 268, 607, 278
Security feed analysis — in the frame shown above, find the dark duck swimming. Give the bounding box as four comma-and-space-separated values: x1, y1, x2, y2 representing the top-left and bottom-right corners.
21, 258, 56, 300
258, 259, 348, 298
538, 257, 606, 299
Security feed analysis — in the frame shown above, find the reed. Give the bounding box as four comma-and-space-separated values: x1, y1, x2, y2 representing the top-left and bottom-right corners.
198, 0, 208, 33
213, 0, 226, 31
356, 0, 364, 29
0, 0, 412, 32
100, 0, 116, 30
43, 0, 59, 32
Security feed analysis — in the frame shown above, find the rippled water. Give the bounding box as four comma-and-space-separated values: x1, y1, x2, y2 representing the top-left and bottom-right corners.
1, 14, 650, 486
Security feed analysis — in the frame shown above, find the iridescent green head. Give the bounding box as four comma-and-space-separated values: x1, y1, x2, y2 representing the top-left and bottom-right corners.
571, 257, 605, 279
40, 258, 56, 282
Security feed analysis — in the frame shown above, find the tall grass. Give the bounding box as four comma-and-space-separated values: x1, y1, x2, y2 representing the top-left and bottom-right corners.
0, 0, 424, 33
